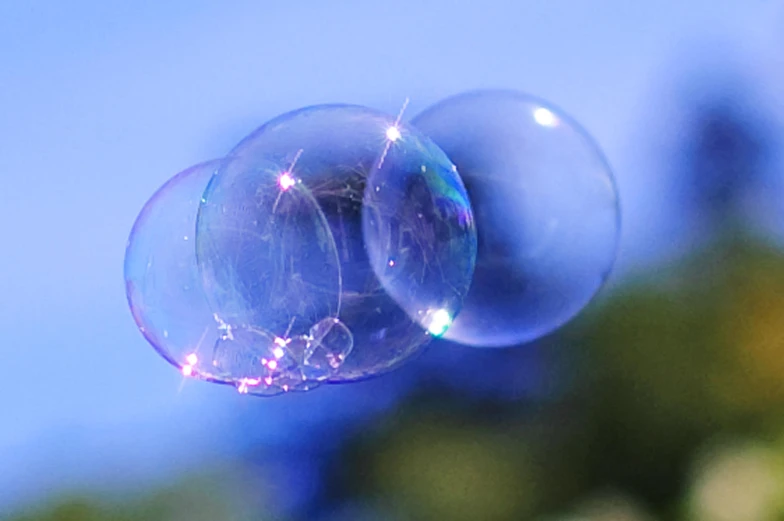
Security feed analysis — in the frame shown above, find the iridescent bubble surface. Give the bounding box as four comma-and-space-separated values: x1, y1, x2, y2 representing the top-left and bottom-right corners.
124, 160, 288, 395
412, 90, 620, 347
197, 104, 477, 382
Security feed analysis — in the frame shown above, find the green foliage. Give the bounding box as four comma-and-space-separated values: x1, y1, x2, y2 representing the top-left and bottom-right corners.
2, 471, 261, 521
340, 236, 784, 521
10, 235, 784, 521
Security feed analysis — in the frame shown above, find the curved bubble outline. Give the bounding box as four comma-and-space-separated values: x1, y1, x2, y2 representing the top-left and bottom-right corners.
229, 103, 387, 157
225, 103, 466, 382
195, 155, 345, 328
194, 148, 347, 391
123, 159, 245, 389
411, 88, 623, 343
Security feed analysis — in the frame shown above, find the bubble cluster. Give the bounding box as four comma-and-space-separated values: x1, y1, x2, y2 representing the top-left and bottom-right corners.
125, 104, 477, 395
124, 90, 621, 396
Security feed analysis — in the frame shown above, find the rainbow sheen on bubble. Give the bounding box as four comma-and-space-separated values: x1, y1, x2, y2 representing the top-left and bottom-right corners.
412, 90, 620, 347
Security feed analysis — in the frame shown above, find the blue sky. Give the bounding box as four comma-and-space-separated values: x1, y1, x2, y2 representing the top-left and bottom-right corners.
0, 0, 782, 511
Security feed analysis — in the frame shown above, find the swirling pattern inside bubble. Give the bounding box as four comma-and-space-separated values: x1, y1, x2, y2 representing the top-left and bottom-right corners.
195, 104, 477, 386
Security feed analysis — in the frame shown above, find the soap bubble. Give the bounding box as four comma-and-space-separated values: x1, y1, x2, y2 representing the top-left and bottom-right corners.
197, 104, 477, 382
124, 160, 290, 395
412, 90, 620, 347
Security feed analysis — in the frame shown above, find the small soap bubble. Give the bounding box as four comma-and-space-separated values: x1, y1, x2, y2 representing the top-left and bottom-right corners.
412, 90, 620, 347
303, 317, 354, 377
212, 325, 316, 394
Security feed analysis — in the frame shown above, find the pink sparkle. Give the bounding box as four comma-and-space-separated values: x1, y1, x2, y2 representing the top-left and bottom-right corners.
185, 353, 198, 365
181, 365, 193, 377
237, 377, 261, 394
267, 359, 279, 370
278, 172, 296, 190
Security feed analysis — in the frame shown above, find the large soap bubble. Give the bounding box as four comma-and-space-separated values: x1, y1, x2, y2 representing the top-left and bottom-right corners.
124, 160, 289, 395
196, 104, 477, 384
412, 90, 620, 347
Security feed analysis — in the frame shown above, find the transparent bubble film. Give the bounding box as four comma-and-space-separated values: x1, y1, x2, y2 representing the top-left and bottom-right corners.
197, 104, 477, 385
124, 92, 621, 397
124, 160, 286, 395
411, 90, 620, 348
123, 103, 477, 396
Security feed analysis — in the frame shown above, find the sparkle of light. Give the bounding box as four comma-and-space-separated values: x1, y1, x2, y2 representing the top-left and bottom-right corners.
388, 259, 395, 267
237, 377, 261, 394
186, 353, 198, 365
386, 126, 402, 142
427, 309, 452, 337
273, 346, 286, 359
267, 359, 278, 370
533, 107, 558, 127
181, 365, 193, 377
278, 172, 296, 190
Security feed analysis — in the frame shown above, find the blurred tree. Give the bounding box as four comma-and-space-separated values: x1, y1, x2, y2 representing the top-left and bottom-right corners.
677, 72, 776, 235
2, 469, 266, 521
317, 68, 784, 521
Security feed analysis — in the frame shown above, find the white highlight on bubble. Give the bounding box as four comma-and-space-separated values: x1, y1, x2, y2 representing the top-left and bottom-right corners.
533, 107, 558, 127
377, 98, 409, 170
214, 313, 234, 340
278, 172, 296, 190
385, 126, 402, 142
181, 354, 197, 377
426, 309, 452, 337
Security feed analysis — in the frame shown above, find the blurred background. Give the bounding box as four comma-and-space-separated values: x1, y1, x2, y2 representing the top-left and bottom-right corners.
2, 0, 784, 519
